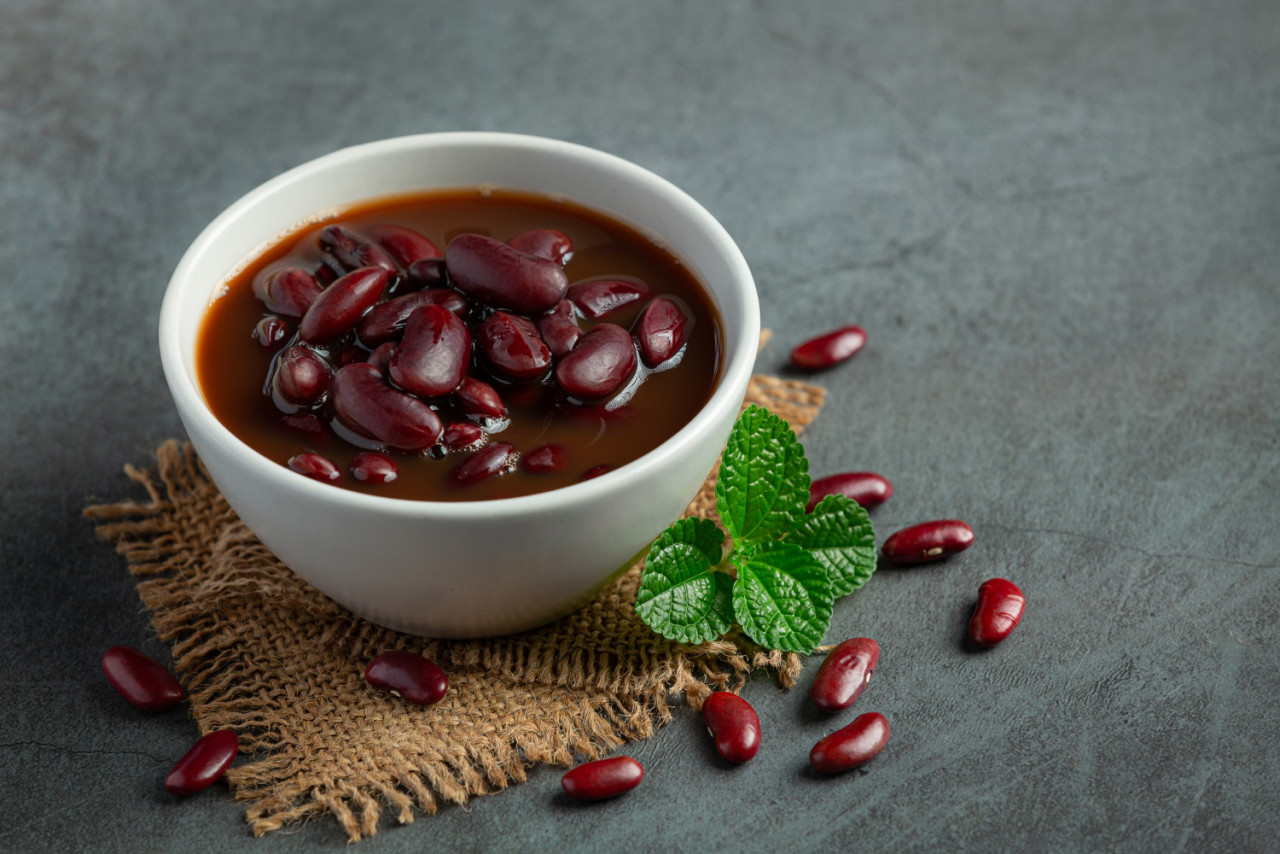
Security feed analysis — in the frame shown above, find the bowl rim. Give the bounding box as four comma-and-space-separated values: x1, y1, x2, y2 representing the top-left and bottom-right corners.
159, 131, 760, 520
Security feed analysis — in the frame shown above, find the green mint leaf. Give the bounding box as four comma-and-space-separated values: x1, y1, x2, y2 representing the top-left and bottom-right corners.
716, 405, 810, 546
787, 494, 877, 597
731, 541, 833, 653
635, 518, 734, 644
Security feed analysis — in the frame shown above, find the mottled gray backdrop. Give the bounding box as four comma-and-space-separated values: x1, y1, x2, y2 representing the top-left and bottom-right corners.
2, 1, 1277, 851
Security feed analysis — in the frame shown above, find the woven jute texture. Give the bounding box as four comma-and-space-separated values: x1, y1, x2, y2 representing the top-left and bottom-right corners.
85, 374, 824, 841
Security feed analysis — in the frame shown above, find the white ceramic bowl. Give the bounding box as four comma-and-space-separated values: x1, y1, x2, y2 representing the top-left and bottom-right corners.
160, 132, 759, 637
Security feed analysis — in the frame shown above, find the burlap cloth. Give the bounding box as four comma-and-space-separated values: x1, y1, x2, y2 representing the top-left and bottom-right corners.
85, 373, 824, 841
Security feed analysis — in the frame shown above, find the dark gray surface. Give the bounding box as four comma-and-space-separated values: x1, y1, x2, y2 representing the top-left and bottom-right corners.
2, 1, 1277, 851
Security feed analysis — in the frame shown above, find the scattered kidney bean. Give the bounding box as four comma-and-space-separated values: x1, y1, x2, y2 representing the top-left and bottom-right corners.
810, 637, 879, 712
101, 646, 185, 712
509, 228, 573, 265
701, 691, 761, 764
389, 304, 472, 397
881, 519, 974, 564
164, 729, 239, 796
561, 756, 644, 801
807, 472, 893, 512
522, 444, 565, 473
446, 233, 568, 314
253, 315, 289, 348
581, 464, 614, 480
364, 650, 448, 705
298, 267, 389, 345
454, 376, 507, 420
567, 277, 650, 319
318, 224, 399, 274
252, 267, 324, 317
272, 345, 331, 408
476, 311, 552, 381
554, 323, 637, 400
330, 363, 443, 451
357, 289, 469, 346
350, 452, 398, 483
969, 578, 1026, 647
635, 296, 690, 368
369, 223, 440, 268
537, 299, 582, 358
287, 452, 341, 482
809, 712, 890, 774
453, 442, 518, 485
790, 325, 867, 371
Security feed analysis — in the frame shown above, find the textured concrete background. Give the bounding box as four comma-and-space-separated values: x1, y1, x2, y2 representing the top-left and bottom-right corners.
2, 1, 1277, 851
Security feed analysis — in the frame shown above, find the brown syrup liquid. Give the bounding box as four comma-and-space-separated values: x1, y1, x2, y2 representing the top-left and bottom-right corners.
196, 189, 723, 501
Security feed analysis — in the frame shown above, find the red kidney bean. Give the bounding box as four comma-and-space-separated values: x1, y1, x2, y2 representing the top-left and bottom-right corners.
476, 311, 552, 381
555, 323, 637, 400
366, 341, 396, 375
445, 233, 568, 314
164, 729, 239, 796
969, 578, 1026, 647
299, 267, 388, 345
369, 223, 440, 268
454, 376, 507, 420
701, 691, 761, 764
388, 304, 471, 398
790, 325, 867, 371
314, 260, 338, 285
287, 452, 341, 482
561, 756, 644, 801
452, 442, 518, 485
567, 277, 650, 320
509, 228, 573, 265
635, 296, 691, 367
101, 646, 185, 712
405, 257, 449, 291
272, 345, 331, 408
252, 267, 324, 317
581, 464, 614, 480
810, 712, 890, 774
364, 650, 448, 705
318, 224, 399, 274
810, 637, 879, 712
335, 342, 365, 366
350, 452, 398, 483
279, 411, 326, 438
881, 519, 974, 564
357, 288, 470, 346
522, 444, 565, 473
807, 472, 893, 512
331, 363, 443, 451
441, 421, 483, 450
253, 315, 289, 348
537, 299, 582, 358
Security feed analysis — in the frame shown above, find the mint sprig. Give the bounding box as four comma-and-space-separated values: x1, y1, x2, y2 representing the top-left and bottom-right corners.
716, 404, 810, 546
634, 518, 734, 645
635, 405, 877, 653
787, 494, 877, 597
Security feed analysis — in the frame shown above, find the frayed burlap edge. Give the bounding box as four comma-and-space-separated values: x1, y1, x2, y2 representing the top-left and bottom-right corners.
85, 373, 824, 841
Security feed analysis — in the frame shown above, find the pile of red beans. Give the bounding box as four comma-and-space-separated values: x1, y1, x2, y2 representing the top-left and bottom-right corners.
253, 223, 692, 487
